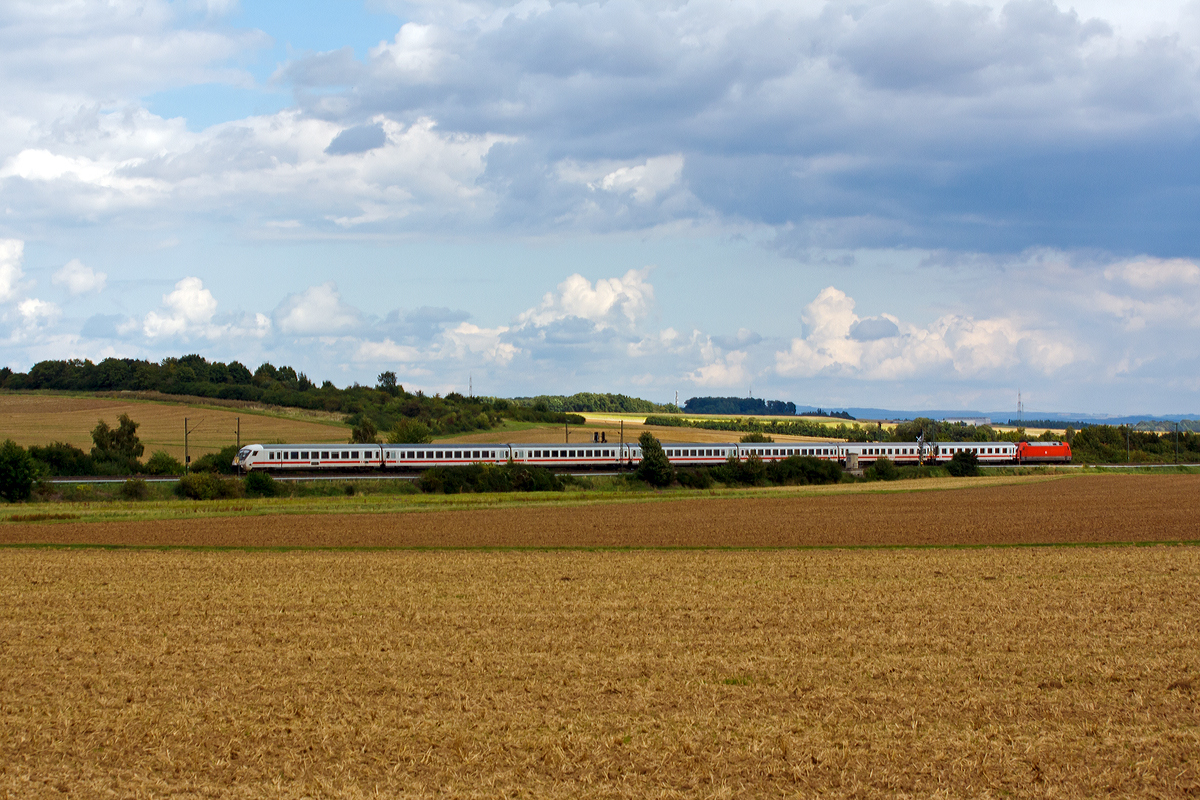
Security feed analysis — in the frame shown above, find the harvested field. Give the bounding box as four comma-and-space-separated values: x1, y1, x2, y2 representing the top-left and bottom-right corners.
0, 392, 348, 460
447, 418, 834, 444
1, 546, 1197, 797
3, 474, 1198, 548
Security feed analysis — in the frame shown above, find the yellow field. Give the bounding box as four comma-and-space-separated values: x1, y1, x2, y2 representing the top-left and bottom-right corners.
1, 546, 1196, 797
0, 392, 350, 460
452, 416, 835, 444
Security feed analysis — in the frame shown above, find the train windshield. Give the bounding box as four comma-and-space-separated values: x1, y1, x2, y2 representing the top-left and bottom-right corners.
237, 447, 252, 461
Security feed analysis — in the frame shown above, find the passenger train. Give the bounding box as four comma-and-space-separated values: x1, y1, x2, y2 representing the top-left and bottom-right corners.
233, 438, 1071, 472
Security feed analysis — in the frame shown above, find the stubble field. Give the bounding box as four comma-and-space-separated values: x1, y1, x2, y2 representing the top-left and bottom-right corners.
3, 474, 1198, 797
2, 546, 1197, 798
0, 393, 347, 460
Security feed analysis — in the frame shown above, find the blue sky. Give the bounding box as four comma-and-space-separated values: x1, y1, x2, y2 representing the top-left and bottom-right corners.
2, 0, 1200, 415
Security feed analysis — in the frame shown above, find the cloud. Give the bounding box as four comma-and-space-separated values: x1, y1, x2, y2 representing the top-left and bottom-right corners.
689, 350, 750, 388
143, 277, 218, 338
52, 259, 107, 295
1103, 257, 1200, 289
558, 154, 685, 203
517, 268, 653, 329
0, 240, 24, 302
140, 276, 269, 341
17, 298, 60, 328
444, 322, 518, 364
775, 285, 1075, 380
274, 283, 363, 335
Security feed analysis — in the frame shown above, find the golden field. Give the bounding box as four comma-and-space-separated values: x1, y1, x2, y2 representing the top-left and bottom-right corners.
1, 545, 1197, 798
0, 392, 349, 460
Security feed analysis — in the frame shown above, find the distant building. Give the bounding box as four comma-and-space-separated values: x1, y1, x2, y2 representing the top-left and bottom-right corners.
943, 416, 991, 426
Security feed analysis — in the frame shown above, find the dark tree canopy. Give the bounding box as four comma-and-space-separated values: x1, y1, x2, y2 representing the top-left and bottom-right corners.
636, 432, 675, 487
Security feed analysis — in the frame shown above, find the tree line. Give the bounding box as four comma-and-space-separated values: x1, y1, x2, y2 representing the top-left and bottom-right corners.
682, 396, 798, 416
510, 393, 678, 414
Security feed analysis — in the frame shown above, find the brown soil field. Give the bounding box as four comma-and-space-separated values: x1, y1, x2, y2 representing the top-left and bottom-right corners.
0, 393, 349, 460
3, 474, 1198, 548
1, 546, 1196, 797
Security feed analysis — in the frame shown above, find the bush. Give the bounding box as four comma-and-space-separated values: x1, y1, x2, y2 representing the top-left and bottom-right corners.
119, 478, 149, 501
143, 450, 185, 476
417, 463, 563, 494
767, 456, 844, 486
711, 452, 768, 486
739, 432, 774, 443
28, 441, 94, 476
0, 439, 39, 502
244, 471, 279, 498
864, 456, 899, 481
189, 445, 240, 474
388, 419, 433, 443
636, 432, 675, 487
676, 468, 714, 489
175, 472, 242, 500
945, 450, 981, 477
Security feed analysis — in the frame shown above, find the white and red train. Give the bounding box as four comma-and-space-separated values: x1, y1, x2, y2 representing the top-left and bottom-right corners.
234, 439, 1071, 472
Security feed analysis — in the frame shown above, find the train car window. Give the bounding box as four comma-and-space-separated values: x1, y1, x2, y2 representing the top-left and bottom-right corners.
319, 452, 327, 459
300, 451, 309, 459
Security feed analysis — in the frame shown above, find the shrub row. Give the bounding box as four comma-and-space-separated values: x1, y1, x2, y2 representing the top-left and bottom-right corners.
417, 463, 565, 494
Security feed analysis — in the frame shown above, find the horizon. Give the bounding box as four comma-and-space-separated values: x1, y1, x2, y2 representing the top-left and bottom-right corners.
2, 2, 1200, 415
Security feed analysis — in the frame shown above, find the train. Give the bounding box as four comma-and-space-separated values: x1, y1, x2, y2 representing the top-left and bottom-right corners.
233, 439, 1071, 472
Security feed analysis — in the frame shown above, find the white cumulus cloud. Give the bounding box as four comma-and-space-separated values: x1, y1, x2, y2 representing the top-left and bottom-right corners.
274, 282, 362, 335
775, 286, 1075, 380
517, 268, 654, 329
52, 259, 107, 295
143, 277, 218, 338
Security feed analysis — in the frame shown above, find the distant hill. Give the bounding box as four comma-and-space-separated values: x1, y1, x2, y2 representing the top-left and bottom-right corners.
0, 355, 584, 440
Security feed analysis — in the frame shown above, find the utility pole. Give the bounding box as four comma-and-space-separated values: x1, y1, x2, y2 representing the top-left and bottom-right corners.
565, 417, 569, 443
184, 417, 202, 473
235, 417, 241, 476
1126, 425, 1130, 464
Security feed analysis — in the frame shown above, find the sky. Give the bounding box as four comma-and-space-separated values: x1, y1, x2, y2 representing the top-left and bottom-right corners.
2, 0, 1200, 415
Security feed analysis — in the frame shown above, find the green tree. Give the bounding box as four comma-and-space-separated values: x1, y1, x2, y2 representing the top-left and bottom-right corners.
376, 371, 400, 396
945, 450, 980, 477
739, 431, 774, 443
636, 432, 675, 487
350, 417, 381, 444
388, 419, 433, 444
90, 413, 144, 471
0, 440, 39, 502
